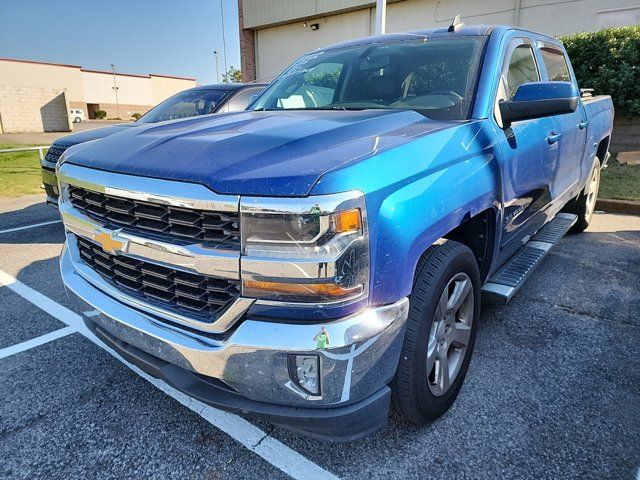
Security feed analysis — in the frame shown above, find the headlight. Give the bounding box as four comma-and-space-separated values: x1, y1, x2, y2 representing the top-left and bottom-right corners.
240, 191, 369, 304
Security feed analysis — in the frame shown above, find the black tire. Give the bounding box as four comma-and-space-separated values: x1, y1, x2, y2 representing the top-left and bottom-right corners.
74, 117, 81, 123
392, 239, 481, 424
566, 157, 601, 233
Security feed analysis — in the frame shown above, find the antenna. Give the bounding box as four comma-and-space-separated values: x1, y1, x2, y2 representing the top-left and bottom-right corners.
448, 15, 465, 32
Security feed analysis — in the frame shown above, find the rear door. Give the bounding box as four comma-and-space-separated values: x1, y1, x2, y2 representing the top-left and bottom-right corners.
536, 41, 586, 201
494, 37, 560, 261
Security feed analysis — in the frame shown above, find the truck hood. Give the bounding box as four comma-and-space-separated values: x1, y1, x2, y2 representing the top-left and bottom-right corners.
55, 123, 139, 148
64, 110, 456, 196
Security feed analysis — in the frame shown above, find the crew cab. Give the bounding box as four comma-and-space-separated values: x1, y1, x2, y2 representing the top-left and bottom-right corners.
57, 24, 613, 441
41, 83, 266, 206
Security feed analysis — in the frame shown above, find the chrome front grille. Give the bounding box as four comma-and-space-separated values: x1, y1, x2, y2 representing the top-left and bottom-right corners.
69, 186, 240, 248
76, 236, 240, 321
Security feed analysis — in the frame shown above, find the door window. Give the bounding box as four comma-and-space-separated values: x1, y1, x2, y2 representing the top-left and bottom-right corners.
540, 47, 571, 82
506, 45, 540, 99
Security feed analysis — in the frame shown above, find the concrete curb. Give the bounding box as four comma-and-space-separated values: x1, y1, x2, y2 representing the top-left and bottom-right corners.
596, 198, 640, 216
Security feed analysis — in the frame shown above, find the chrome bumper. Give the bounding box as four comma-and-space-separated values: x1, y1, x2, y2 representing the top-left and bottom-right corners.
61, 242, 409, 407
41, 165, 59, 206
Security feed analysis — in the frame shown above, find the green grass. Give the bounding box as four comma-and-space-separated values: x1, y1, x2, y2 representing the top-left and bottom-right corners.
600, 159, 640, 201
0, 143, 44, 198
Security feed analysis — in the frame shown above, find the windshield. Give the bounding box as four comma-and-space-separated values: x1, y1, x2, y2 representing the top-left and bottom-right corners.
251, 37, 486, 120
138, 89, 230, 123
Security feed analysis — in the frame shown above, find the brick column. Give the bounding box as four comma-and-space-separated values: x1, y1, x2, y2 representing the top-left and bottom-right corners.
238, 0, 257, 82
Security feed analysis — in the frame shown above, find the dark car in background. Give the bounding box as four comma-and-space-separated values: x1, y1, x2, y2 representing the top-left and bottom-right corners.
41, 83, 266, 205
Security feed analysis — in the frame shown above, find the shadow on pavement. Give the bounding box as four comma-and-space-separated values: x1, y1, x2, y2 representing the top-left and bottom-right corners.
0, 196, 59, 233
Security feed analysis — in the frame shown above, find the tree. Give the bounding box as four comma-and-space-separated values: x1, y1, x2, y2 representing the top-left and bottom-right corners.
222, 66, 242, 83
560, 26, 640, 116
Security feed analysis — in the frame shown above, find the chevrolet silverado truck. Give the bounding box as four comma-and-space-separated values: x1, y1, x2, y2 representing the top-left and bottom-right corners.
41, 83, 266, 206
57, 24, 613, 441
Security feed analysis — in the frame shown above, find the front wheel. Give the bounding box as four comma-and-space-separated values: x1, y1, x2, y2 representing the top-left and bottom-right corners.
392, 240, 480, 424
74, 117, 81, 123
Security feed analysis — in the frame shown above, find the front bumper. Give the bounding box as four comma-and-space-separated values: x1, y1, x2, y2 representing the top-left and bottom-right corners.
41, 165, 59, 207
60, 243, 409, 440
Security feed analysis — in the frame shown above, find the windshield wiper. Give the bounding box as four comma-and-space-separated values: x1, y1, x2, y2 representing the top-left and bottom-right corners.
255, 106, 367, 112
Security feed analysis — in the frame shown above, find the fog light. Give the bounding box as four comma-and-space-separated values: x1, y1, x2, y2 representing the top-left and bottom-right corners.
288, 355, 320, 396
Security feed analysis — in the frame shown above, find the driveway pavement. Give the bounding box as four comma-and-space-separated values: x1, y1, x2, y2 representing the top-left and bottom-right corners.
1, 194, 638, 480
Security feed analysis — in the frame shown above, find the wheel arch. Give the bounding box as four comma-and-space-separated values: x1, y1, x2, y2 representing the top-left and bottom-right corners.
442, 207, 497, 282
596, 136, 610, 165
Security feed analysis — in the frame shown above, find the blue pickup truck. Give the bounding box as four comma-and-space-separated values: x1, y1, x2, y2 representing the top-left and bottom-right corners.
57, 24, 613, 441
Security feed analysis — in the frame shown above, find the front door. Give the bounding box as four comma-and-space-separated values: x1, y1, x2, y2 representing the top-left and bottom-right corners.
495, 39, 560, 262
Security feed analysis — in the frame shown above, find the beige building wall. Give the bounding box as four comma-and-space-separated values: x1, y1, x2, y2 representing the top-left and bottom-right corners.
0, 85, 72, 133
0, 58, 85, 104
150, 75, 197, 105
0, 57, 198, 127
384, 0, 640, 37
248, 0, 640, 81
81, 70, 154, 106
256, 8, 372, 81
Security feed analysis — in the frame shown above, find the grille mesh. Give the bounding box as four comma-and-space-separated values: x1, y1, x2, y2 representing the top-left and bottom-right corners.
69, 186, 240, 248
44, 144, 68, 164
76, 236, 240, 321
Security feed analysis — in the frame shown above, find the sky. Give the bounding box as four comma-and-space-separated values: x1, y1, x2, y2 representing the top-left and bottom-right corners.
0, 0, 241, 85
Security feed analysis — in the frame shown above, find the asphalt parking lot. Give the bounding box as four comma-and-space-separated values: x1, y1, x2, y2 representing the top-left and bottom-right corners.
0, 120, 124, 146
1, 194, 639, 480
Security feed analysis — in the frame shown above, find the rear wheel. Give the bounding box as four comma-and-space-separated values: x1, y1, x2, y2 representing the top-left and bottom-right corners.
568, 157, 601, 233
392, 240, 480, 424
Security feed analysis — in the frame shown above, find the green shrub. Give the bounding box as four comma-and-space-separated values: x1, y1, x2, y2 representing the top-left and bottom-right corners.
131, 112, 142, 120
560, 26, 640, 116
93, 109, 107, 119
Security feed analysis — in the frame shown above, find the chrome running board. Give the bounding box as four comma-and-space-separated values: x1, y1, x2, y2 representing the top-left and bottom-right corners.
482, 213, 577, 304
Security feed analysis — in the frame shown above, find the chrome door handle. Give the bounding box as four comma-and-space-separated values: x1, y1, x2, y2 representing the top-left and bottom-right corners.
547, 133, 562, 144
578, 120, 589, 130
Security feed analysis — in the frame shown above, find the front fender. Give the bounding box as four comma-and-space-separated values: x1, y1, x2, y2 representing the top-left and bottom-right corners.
312, 120, 500, 305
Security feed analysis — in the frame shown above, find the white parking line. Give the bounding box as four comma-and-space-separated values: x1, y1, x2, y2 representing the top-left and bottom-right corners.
0, 220, 62, 235
0, 269, 340, 480
0, 326, 76, 360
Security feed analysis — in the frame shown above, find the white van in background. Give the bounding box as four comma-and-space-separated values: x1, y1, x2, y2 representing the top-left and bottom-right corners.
69, 109, 85, 123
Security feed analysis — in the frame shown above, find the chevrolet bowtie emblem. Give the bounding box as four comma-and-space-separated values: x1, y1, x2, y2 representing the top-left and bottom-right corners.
94, 231, 125, 254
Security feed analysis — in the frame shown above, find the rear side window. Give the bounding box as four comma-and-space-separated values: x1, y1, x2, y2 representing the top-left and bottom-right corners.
506, 45, 540, 99
540, 47, 571, 82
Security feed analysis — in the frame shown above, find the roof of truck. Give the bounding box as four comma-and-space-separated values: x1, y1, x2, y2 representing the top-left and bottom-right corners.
315, 24, 559, 53
189, 83, 268, 91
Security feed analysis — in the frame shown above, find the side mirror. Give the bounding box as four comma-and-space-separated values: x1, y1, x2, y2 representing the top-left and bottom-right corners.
499, 81, 579, 128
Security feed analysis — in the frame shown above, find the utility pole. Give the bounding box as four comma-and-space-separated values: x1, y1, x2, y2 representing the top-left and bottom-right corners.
514, 0, 522, 26
214, 51, 220, 83
110, 63, 120, 119
220, 0, 228, 82
375, 0, 387, 35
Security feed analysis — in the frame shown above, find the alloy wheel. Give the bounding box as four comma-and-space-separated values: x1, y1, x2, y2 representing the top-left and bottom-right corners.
585, 164, 600, 219
426, 272, 474, 396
